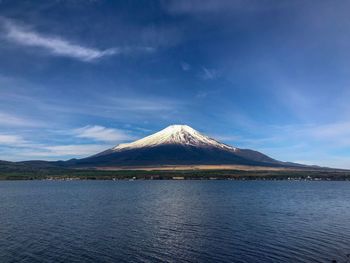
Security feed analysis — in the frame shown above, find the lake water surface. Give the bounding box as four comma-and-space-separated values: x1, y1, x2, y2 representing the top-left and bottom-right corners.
0, 180, 350, 263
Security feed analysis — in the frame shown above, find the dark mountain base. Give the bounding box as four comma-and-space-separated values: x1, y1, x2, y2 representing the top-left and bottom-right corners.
67, 144, 288, 168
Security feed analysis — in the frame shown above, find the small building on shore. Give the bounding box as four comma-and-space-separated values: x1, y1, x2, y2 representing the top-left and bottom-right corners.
172, 176, 185, 180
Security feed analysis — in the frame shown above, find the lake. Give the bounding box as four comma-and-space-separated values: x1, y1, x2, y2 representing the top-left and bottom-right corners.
0, 180, 349, 263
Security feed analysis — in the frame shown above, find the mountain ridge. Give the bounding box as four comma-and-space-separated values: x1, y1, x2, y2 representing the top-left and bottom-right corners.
70, 124, 297, 168
113, 125, 237, 152
0, 125, 318, 170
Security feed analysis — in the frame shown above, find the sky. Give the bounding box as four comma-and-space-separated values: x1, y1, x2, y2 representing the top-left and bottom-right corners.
0, 0, 350, 168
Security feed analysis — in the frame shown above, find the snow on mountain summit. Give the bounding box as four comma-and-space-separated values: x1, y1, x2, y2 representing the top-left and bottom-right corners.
112, 124, 237, 152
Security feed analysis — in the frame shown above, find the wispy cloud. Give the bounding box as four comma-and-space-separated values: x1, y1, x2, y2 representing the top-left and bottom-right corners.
0, 79, 182, 123
0, 131, 111, 160
35, 94, 181, 121
0, 112, 44, 127
0, 124, 133, 160
73, 125, 132, 142
0, 134, 27, 146
37, 144, 107, 157
1, 144, 108, 160
212, 134, 241, 142
181, 62, 191, 71
2, 19, 154, 62
308, 122, 350, 139
105, 97, 178, 111
262, 122, 350, 148
200, 67, 219, 80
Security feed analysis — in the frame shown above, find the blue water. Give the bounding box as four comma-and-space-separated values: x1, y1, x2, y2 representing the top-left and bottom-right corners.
0, 181, 350, 263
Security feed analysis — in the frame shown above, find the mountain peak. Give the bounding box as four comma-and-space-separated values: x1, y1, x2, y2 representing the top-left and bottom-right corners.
161, 124, 200, 135
81, 124, 281, 167
112, 124, 237, 152
165, 124, 194, 130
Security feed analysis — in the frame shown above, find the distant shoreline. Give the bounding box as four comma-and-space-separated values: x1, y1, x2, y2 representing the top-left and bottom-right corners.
95, 164, 298, 171
1, 178, 350, 181
0, 166, 350, 181
9, 177, 350, 181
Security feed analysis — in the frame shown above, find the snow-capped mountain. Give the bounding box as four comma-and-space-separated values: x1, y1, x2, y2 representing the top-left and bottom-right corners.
70, 124, 282, 167
112, 125, 237, 152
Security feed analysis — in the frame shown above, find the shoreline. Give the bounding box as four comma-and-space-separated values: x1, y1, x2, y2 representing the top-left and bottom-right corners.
1, 175, 350, 181
1, 166, 350, 181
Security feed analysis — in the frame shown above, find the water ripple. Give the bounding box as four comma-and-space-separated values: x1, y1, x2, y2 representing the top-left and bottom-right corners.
0, 180, 350, 262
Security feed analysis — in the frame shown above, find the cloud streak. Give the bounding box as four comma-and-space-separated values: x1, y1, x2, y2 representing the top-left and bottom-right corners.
74, 125, 132, 142
0, 132, 112, 160
38, 144, 108, 157
200, 67, 219, 80
2, 19, 154, 62
0, 125, 133, 160
0, 134, 27, 146
0, 77, 181, 124
0, 112, 44, 127
0, 144, 108, 160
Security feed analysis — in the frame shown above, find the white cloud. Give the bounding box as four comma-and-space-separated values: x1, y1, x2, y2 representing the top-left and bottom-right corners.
74, 125, 132, 142
0, 134, 27, 146
2, 19, 154, 62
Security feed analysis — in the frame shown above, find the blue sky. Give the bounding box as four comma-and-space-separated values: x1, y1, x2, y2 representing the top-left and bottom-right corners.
0, 0, 350, 168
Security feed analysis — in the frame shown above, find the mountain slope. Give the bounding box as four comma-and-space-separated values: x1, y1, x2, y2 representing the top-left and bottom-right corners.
69, 125, 284, 167
112, 125, 236, 151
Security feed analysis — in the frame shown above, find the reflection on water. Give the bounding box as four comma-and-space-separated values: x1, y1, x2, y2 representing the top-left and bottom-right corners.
0, 180, 350, 262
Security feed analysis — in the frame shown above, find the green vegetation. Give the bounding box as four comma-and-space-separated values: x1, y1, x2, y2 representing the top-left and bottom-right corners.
1, 162, 350, 181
